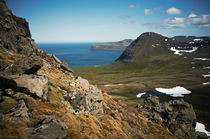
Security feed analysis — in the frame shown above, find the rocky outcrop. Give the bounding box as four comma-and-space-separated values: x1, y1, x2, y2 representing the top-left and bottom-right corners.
8, 99, 29, 118
0, 55, 44, 75
63, 76, 103, 115
0, 0, 36, 56
29, 118, 67, 139
0, 74, 48, 100
91, 39, 133, 50
143, 96, 197, 139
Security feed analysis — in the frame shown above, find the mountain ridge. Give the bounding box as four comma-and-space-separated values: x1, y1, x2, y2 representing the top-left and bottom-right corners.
91, 39, 133, 50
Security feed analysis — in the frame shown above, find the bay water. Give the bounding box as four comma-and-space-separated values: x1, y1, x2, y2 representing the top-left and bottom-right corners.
37, 43, 123, 67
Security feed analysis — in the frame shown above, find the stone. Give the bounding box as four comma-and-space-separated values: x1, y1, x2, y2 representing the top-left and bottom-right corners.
29, 118, 67, 139
144, 96, 160, 106
52, 55, 62, 64
2, 55, 44, 75
60, 64, 73, 73
144, 96, 197, 139
63, 76, 103, 115
8, 100, 29, 118
0, 74, 48, 100
196, 131, 208, 139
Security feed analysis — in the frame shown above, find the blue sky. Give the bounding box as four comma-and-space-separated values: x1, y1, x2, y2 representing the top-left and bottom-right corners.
5, 0, 210, 43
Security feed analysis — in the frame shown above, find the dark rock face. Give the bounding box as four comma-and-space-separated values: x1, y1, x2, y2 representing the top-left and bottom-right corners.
0, 0, 36, 56
29, 118, 67, 139
144, 96, 197, 139
0, 55, 44, 75
196, 131, 209, 139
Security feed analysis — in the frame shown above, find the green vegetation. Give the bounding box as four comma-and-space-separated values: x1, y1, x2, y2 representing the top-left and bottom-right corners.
0, 124, 6, 129
73, 51, 210, 130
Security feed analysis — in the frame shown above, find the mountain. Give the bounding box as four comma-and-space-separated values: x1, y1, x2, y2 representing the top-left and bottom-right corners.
74, 31, 210, 136
0, 1, 189, 138
116, 32, 209, 63
172, 36, 210, 43
91, 39, 133, 50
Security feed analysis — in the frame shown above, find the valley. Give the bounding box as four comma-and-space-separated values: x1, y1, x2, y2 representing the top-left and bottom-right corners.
73, 32, 210, 130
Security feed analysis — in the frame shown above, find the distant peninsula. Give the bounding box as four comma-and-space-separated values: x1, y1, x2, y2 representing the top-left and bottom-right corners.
91, 39, 133, 50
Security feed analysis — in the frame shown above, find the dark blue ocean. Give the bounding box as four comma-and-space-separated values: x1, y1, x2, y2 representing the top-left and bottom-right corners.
37, 43, 123, 67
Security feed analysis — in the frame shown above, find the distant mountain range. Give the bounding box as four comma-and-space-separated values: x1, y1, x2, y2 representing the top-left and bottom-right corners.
91, 35, 210, 51
91, 39, 133, 50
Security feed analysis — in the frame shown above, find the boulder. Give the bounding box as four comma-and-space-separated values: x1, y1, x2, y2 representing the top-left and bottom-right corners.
64, 76, 103, 115
196, 131, 209, 139
0, 74, 48, 100
143, 96, 197, 139
8, 99, 29, 118
2, 55, 44, 75
29, 118, 67, 139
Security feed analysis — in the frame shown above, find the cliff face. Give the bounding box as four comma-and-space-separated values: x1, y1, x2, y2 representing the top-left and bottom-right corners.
0, 0, 35, 56
91, 39, 133, 50
0, 1, 197, 139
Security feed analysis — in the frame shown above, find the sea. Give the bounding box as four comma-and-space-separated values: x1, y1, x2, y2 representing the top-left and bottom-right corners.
37, 43, 123, 67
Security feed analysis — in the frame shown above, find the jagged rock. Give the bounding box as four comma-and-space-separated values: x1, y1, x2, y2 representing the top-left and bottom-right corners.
8, 100, 29, 118
60, 64, 73, 73
63, 76, 103, 115
196, 131, 209, 139
143, 96, 197, 139
0, 0, 36, 56
52, 55, 62, 64
0, 74, 48, 100
144, 96, 159, 107
1, 55, 44, 75
29, 118, 67, 139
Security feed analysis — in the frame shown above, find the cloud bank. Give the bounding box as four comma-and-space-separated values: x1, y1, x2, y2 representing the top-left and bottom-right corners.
166, 8, 181, 15
164, 14, 210, 28
144, 9, 153, 15
128, 4, 140, 9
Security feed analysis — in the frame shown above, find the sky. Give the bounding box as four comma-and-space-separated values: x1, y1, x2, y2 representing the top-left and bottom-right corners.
5, 0, 210, 43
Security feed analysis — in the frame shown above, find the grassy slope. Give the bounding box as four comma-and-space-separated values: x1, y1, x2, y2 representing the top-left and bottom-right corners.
73, 50, 210, 130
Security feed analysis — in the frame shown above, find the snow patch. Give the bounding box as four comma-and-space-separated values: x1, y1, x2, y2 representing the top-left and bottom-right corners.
189, 41, 195, 44
136, 92, 146, 98
155, 86, 191, 97
203, 72, 210, 78
152, 44, 156, 47
165, 39, 168, 41
194, 38, 203, 42
195, 122, 210, 136
170, 47, 198, 56
104, 84, 123, 87
202, 82, 210, 85
194, 58, 210, 61
203, 67, 210, 69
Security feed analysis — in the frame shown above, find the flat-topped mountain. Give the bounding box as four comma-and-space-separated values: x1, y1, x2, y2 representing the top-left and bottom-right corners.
91, 39, 133, 50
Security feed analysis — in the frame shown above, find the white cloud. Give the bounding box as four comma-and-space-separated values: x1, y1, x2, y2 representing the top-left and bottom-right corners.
188, 13, 197, 18
166, 8, 181, 15
163, 14, 210, 28
144, 9, 153, 15
128, 4, 140, 9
